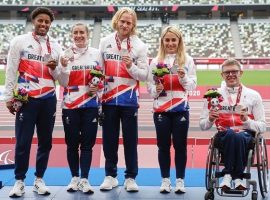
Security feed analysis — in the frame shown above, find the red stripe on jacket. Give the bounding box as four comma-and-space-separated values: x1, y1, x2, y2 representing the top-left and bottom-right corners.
19, 59, 53, 80
163, 75, 185, 91
104, 60, 132, 79
216, 113, 255, 128
68, 70, 90, 86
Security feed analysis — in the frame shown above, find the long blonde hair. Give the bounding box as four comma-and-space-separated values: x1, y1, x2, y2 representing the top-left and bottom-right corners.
157, 26, 186, 67
111, 7, 137, 36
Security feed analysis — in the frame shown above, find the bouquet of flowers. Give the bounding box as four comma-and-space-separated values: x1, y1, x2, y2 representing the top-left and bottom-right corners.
203, 88, 223, 110
88, 65, 104, 96
152, 62, 170, 97
12, 87, 28, 112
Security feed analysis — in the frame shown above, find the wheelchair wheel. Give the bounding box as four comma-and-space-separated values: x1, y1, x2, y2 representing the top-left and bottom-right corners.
251, 191, 258, 200
204, 190, 214, 200
205, 138, 214, 190
256, 136, 269, 198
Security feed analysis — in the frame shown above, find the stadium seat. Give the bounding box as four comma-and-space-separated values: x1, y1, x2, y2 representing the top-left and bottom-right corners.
167, 0, 268, 4
49, 21, 94, 50
238, 19, 270, 57
100, 0, 163, 5
0, 20, 26, 56
32, 0, 95, 5
170, 19, 235, 58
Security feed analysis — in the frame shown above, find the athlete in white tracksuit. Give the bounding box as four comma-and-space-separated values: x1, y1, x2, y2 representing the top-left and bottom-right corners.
99, 8, 148, 191
4, 7, 62, 197
147, 26, 197, 193
58, 23, 103, 193
199, 58, 266, 190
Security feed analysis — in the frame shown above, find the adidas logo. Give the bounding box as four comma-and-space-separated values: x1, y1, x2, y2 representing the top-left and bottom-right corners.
180, 116, 186, 122
27, 45, 34, 49
157, 114, 162, 121
92, 118, 97, 122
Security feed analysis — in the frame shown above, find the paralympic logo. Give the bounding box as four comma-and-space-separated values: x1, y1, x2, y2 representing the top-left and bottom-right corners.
0, 150, 14, 165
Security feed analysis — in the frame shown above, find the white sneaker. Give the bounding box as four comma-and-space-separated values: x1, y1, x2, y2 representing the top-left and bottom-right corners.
33, 178, 50, 195
160, 178, 171, 193
234, 178, 246, 190
67, 176, 80, 192
9, 180, 25, 197
219, 174, 232, 190
78, 178, 94, 194
100, 176, 118, 191
124, 178, 139, 192
175, 178, 186, 193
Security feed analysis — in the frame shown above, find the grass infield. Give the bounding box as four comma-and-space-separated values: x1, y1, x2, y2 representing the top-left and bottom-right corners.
0, 70, 270, 86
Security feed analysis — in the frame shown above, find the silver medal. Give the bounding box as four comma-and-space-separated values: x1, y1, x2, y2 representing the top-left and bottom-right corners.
234, 105, 243, 113
64, 49, 74, 60
120, 48, 129, 57
170, 65, 179, 74
43, 54, 53, 63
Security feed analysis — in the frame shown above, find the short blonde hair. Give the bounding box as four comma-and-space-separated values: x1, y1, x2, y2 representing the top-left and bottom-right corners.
111, 7, 137, 36
157, 26, 186, 67
221, 58, 242, 71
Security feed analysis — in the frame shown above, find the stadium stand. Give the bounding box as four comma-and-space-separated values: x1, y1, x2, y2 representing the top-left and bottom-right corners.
101, 0, 163, 5
0, 20, 26, 56
167, 0, 268, 4
0, 0, 269, 4
0, 0, 27, 5
238, 19, 270, 57
0, 3, 269, 59
100, 20, 113, 39
1, 18, 269, 59
49, 20, 94, 50
170, 19, 235, 58
136, 20, 162, 58
32, 0, 96, 5
101, 20, 162, 57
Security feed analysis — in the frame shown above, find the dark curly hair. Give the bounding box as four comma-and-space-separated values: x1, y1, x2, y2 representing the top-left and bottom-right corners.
30, 7, 55, 22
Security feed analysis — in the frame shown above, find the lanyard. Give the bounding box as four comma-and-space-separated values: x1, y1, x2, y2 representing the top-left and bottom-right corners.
32, 32, 51, 54
115, 33, 131, 52
226, 84, 242, 106
71, 46, 88, 59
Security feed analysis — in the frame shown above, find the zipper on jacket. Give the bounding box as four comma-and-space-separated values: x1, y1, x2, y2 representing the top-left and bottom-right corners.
83, 65, 86, 103
231, 113, 235, 128
41, 62, 44, 95
170, 73, 173, 111
116, 58, 120, 105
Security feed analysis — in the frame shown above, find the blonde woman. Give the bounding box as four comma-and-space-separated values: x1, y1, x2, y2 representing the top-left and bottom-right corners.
147, 26, 197, 193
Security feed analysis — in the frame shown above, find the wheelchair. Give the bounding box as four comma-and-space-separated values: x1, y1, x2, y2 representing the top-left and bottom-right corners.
204, 132, 269, 200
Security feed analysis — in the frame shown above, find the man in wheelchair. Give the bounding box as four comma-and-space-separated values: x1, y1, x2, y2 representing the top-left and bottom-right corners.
199, 58, 266, 191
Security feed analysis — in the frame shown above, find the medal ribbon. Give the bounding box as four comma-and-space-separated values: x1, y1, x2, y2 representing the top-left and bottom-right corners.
32, 32, 51, 54
226, 84, 242, 106
71, 46, 88, 56
115, 33, 131, 52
